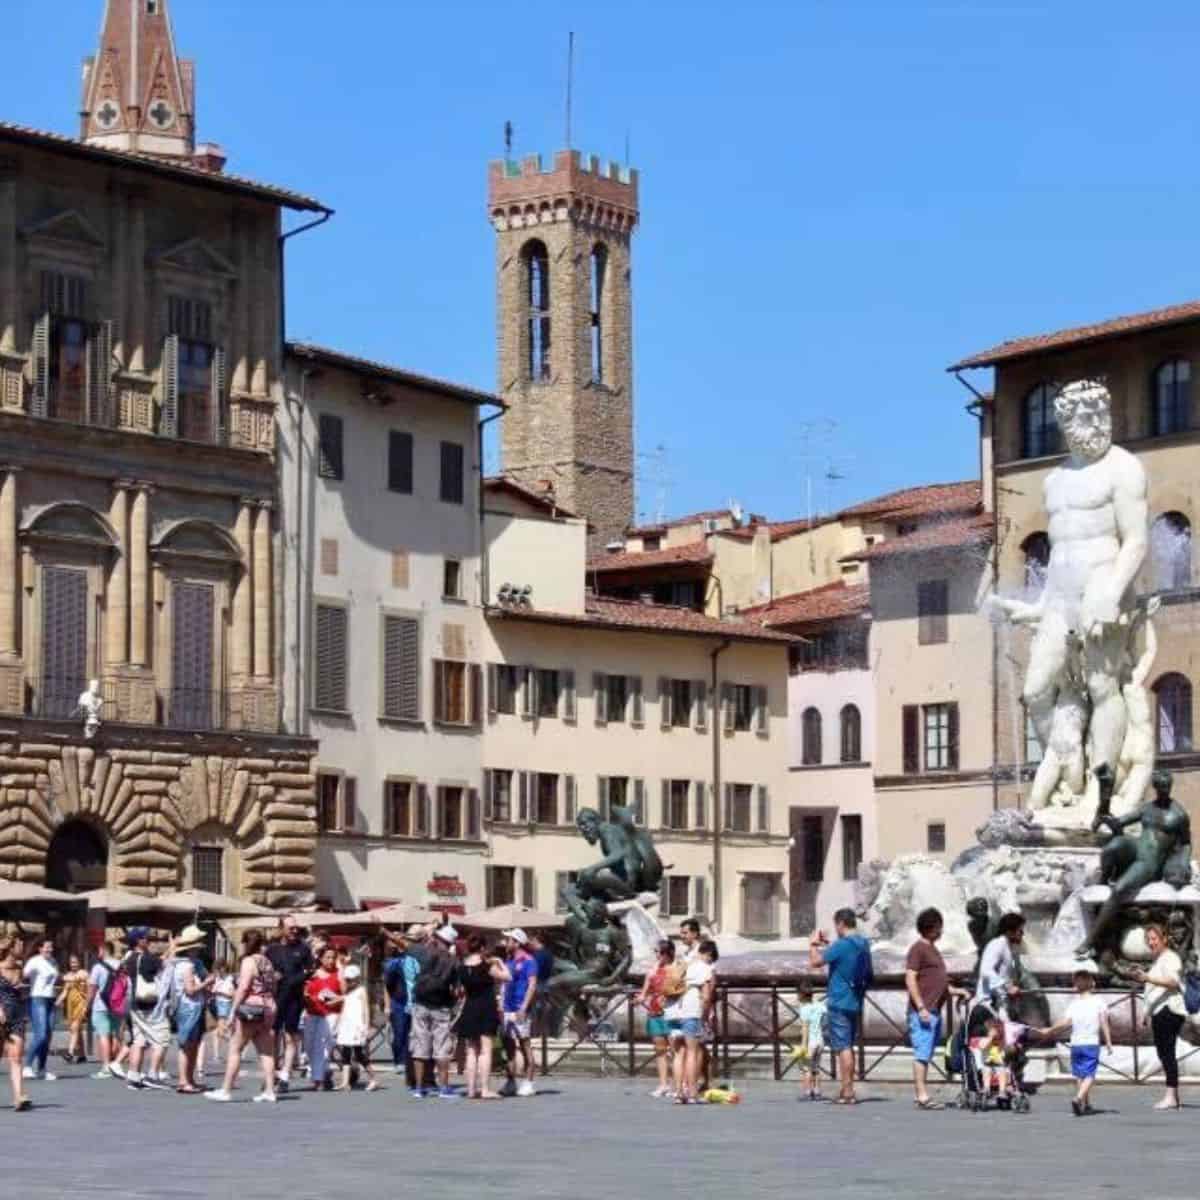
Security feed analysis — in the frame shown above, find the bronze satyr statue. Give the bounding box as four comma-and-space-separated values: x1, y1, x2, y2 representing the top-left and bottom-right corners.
572, 804, 663, 904
1079, 768, 1193, 956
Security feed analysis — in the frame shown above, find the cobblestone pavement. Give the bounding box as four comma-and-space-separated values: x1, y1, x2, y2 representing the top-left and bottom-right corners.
5, 1062, 1199, 1199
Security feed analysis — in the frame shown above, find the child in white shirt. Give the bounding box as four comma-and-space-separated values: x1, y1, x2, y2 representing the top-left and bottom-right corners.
1037, 967, 1112, 1116
334, 965, 379, 1093
794, 987, 826, 1100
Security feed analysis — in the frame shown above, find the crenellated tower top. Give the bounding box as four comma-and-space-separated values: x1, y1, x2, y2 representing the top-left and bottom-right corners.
488, 150, 639, 235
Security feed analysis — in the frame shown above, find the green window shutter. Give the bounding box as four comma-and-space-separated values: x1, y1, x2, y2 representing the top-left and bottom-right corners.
723, 783, 733, 831
31, 313, 51, 418
486, 665, 498, 718
722, 683, 735, 733
521, 666, 535, 718
485, 867, 496, 909
661, 779, 671, 829
518, 771, 529, 823
160, 333, 179, 437
40, 565, 88, 718
694, 877, 708, 922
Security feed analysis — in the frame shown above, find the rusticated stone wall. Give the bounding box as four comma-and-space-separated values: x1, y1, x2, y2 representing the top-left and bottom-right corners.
0, 720, 318, 906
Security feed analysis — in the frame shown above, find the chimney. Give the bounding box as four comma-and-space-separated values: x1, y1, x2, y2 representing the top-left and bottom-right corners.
192, 143, 227, 174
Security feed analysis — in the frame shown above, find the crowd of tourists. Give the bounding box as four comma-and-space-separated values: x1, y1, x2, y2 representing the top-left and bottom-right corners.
1, 904, 1195, 1115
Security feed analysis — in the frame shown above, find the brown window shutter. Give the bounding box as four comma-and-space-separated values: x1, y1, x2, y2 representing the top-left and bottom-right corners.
87, 320, 115, 426
661, 779, 670, 828
593, 673, 607, 724
757, 785, 769, 833
755, 685, 769, 736
433, 659, 446, 723
469, 664, 483, 726
564, 774, 577, 823
659, 677, 672, 729
160, 333, 179, 437
520, 867, 536, 908
630, 676, 644, 726
382, 615, 420, 720
723, 782, 733, 830
466, 788, 481, 840
318, 413, 343, 479
314, 605, 348, 711
562, 669, 577, 722
948, 703, 960, 770
388, 431, 414, 493
518, 770, 530, 823
486, 665, 498, 718
416, 783, 430, 837
484, 866, 496, 909
902, 705, 920, 774
693, 781, 707, 830
695, 679, 708, 732
722, 683, 735, 733
597, 776, 609, 821
342, 777, 357, 832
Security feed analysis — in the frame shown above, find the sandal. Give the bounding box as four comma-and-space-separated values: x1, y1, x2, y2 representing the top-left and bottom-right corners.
834, 1097, 859, 1106
914, 1099, 944, 1110
176, 1086, 203, 1095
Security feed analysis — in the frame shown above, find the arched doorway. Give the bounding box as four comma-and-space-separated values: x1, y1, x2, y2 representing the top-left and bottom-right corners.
45, 820, 108, 893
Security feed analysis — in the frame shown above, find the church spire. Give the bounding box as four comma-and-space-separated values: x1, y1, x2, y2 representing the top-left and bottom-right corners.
80, 1, 197, 161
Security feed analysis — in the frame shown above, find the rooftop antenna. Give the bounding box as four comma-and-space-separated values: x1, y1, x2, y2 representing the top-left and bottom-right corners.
504, 120, 513, 159
636, 443, 673, 526
625, 128, 631, 166
566, 32, 575, 149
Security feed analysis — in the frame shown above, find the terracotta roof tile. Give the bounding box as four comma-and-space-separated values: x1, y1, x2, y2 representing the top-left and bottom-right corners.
588, 540, 713, 573
482, 475, 578, 519
741, 581, 871, 628
845, 513, 994, 561
626, 508, 764, 537
948, 298, 1200, 370
0, 121, 328, 212
488, 596, 794, 644
837, 480, 981, 521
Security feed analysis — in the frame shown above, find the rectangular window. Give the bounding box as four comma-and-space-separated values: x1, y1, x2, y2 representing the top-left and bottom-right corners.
668, 780, 690, 830
606, 674, 628, 723
802, 815, 825, 883
727, 783, 753, 833
902, 705, 920, 774
434, 660, 481, 726
607, 776, 629, 810
318, 773, 341, 833
741, 874, 779, 936
169, 581, 215, 731
381, 614, 420, 721
642, 536, 661, 552
39, 565, 88, 719
386, 780, 414, 837
313, 604, 348, 712
927, 822, 947, 854
666, 876, 692, 918
670, 679, 692, 728
793, 626, 869, 673
917, 579, 949, 645
554, 871, 579, 914
535, 773, 559, 825
440, 440, 465, 504
439, 786, 464, 840
923, 703, 959, 771
537, 669, 561, 718
841, 814, 863, 881
443, 559, 462, 600
491, 769, 513, 823
492, 665, 520, 715
49, 317, 88, 423
191, 847, 223, 894
177, 339, 215, 442
732, 684, 754, 732
486, 866, 516, 909
388, 430, 414, 493
1024, 707, 1042, 764
318, 413, 344, 480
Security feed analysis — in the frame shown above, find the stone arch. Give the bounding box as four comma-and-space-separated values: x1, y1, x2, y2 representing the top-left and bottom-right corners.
20, 501, 120, 549
45, 817, 108, 892
151, 518, 243, 564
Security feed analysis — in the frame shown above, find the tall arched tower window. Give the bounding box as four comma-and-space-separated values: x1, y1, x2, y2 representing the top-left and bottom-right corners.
1154, 673, 1193, 752
1022, 383, 1062, 459
1153, 359, 1191, 436
801, 707, 823, 765
590, 244, 608, 384
839, 704, 862, 763
524, 241, 551, 382
1151, 512, 1192, 591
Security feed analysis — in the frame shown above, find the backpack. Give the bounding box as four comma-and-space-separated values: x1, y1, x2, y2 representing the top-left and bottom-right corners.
100, 961, 130, 1018
384, 957, 408, 1006
850, 936, 874, 1001
414, 949, 457, 1006
1183, 969, 1200, 1016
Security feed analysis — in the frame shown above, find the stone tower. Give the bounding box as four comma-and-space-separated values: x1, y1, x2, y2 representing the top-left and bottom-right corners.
80, 0, 214, 165
489, 151, 639, 550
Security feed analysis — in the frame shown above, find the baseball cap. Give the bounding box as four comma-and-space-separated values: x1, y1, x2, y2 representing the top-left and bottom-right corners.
128, 926, 150, 946
434, 924, 458, 946
502, 928, 529, 946
404, 924, 426, 939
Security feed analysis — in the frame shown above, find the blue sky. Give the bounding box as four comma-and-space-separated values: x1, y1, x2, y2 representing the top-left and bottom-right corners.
8, 1, 1200, 524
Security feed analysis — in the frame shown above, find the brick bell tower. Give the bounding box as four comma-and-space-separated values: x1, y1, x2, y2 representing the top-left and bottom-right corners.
80, 0, 209, 164
489, 151, 639, 550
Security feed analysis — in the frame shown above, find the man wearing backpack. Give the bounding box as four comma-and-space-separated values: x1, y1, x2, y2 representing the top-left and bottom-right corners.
86, 940, 129, 1080
409, 924, 459, 1100
382, 928, 419, 1080
809, 907, 873, 1105
123, 928, 171, 1091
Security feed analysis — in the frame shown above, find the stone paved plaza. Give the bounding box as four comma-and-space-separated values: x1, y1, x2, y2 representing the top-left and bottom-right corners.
6, 1063, 1200, 1198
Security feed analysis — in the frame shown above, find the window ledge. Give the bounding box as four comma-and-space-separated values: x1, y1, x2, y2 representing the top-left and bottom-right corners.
790, 760, 872, 773
386, 835, 486, 848
441, 596, 468, 606
432, 719, 482, 732
377, 715, 426, 730
310, 706, 352, 719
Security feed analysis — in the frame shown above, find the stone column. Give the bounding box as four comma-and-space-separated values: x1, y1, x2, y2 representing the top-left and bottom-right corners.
252, 500, 272, 679
0, 466, 18, 656
231, 211, 251, 397
129, 484, 151, 668
251, 221, 269, 397
127, 191, 147, 375
0, 160, 17, 356
105, 482, 131, 667
232, 499, 253, 679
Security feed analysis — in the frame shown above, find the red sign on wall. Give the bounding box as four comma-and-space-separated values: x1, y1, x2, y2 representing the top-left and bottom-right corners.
427, 875, 467, 898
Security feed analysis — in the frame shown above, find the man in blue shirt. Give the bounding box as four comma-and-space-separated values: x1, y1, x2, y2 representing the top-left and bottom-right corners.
809, 907, 873, 1105
500, 928, 539, 1098
382, 927, 423, 1082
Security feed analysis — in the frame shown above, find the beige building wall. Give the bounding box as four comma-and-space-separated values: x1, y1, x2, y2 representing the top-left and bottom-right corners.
484, 510, 587, 614
771, 521, 865, 598
481, 614, 792, 935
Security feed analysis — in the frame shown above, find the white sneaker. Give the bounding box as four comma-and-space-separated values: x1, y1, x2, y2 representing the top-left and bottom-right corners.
22, 1067, 36, 1080
204, 1089, 232, 1103
517, 1081, 536, 1098
40, 1071, 57, 1082
253, 1091, 278, 1104
109, 1064, 127, 1080
92, 1068, 114, 1080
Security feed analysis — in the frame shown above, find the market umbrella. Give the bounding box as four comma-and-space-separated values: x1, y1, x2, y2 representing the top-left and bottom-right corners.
0, 878, 88, 919
161, 889, 278, 920
364, 903, 438, 929
458, 903, 565, 932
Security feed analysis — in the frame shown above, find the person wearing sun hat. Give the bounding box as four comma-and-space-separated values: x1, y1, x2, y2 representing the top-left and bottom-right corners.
166, 925, 214, 1094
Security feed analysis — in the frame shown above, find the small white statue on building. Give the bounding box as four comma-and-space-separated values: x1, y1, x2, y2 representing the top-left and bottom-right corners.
990, 380, 1150, 824
77, 678, 104, 740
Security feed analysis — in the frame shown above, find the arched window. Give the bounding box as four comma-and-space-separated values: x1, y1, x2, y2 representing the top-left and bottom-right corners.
801, 707, 822, 765
1021, 531, 1050, 596
1150, 512, 1192, 591
1022, 383, 1062, 459
1155, 674, 1193, 752
523, 241, 551, 382
1153, 359, 1191, 436
590, 244, 607, 384
840, 704, 862, 763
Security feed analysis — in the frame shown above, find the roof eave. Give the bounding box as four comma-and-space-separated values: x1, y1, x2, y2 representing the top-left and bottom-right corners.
484, 606, 794, 646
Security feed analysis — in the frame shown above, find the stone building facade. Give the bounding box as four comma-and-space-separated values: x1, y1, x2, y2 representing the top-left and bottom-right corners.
0, 1, 328, 901
488, 151, 638, 551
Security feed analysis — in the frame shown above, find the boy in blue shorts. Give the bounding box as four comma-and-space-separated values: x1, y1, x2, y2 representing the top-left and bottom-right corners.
1037, 966, 1112, 1116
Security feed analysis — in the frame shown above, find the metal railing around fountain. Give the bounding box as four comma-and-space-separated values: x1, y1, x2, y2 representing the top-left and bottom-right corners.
535, 982, 1194, 1084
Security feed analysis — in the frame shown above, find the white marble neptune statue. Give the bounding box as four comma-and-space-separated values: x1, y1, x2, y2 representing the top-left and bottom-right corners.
990, 380, 1150, 821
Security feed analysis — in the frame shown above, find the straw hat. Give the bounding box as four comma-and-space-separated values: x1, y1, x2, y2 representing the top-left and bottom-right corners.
175, 924, 206, 952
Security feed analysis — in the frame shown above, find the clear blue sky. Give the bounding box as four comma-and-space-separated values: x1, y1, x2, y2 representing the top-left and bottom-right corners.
8, 1, 1200, 524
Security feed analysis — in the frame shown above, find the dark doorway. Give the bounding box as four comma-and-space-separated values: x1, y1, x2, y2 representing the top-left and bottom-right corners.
46, 820, 108, 893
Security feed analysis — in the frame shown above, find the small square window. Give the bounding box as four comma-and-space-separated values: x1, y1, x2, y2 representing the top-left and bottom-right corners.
443, 559, 462, 600
927, 822, 947, 854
